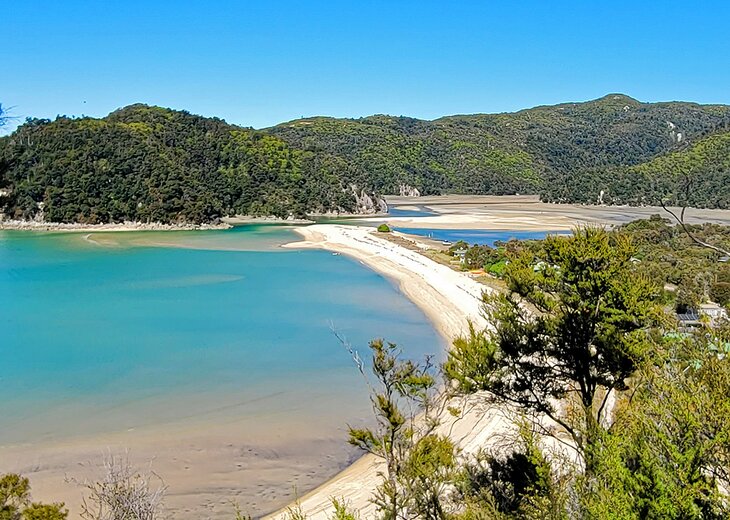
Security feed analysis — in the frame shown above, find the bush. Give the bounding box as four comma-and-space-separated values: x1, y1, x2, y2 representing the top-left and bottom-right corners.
0, 474, 68, 520
711, 282, 730, 306
377, 224, 391, 233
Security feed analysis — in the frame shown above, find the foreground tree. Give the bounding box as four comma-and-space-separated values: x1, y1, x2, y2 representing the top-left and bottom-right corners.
347, 339, 456, 520
583, 329, 730, 519
445, 227, 662, 471
452, 423, 569, 520
0, 474, 67, 520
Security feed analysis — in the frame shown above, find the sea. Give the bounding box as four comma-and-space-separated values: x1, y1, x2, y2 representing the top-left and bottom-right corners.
0, 225, 444, 446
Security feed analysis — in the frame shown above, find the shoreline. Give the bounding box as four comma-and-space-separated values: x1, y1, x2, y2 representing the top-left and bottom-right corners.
5, 195, 730, 234
282, 225, 489, 341
0, 219, 232, 232
10, 198, 730, 518
272, 225, 509, 519
379, 195, 730, 230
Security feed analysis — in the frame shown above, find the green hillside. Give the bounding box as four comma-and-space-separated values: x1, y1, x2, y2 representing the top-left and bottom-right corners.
0, 105, 354, 223
619, 131, 730, 208
2, 95, 729, 224
271, 94, 730, 205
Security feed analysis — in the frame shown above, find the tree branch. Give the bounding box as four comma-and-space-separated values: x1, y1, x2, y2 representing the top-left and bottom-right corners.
659, 174, 730, 257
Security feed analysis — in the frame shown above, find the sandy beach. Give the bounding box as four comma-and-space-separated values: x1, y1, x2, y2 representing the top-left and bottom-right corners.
9, 196, 730, 519
284, 225, 488, 341
379, 195, 730, 230
267, 195, 730, 518
0, 384, 363, 520
272, 225, 512, 519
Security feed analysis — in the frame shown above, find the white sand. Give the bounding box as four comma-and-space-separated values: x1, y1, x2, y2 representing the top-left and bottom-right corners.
377, 195, 730, 230
272, 225, 513, 519
0, 392, 358, 520
283, 225, 488, 341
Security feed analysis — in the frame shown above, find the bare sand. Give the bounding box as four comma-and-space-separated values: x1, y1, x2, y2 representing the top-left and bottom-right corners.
11, 197, 728, 519
378, 195, 730, 230
271, 225, 513, 519
0, 392, 359, 520
267, 194, 730, 518
283, 225, 488, 341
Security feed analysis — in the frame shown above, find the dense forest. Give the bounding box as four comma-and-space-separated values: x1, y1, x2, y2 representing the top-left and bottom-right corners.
2, 95, 729, 224
271, 94, 730, 207
0, 105, 355, 223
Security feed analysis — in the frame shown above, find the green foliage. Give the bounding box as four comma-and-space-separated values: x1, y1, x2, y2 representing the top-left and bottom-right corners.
446, 227, 662, 469
711, 282, 730, 306
21, 504, 68, 520
328, 498, 360, 520
2, 95, 729, 224
348, 339, 455, 519
284, 503, 308, 520
348, 221, 730, 520
463, 245, 504, 272
453, 425, 568, 520
0, 106, 353, 223
0, 474, 67, 520
271, 95, 730, 208
620, 215, 730, 309
624, 132, 730, 208
443, 223, 730, 519
448, 241, 469, 254
581, 331, 730, 519
377, 223, 391, 233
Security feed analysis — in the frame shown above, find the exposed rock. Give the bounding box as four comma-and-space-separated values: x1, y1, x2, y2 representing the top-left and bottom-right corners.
666, 121, 684, 143
350, 185, 388, 214
398, 184, 421, 197
34, 202, 45, 222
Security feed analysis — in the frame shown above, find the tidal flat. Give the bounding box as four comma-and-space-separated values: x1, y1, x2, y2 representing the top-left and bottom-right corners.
0, 226, 443, 518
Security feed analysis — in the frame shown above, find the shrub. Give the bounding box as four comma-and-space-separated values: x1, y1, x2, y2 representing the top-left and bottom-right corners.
377, 224, 391, 233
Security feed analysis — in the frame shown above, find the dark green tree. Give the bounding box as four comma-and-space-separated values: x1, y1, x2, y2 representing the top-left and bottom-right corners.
583, 330, 730, 519
0, 474, 67, 520
445, 227, 662, 471
347, 339, 456, 520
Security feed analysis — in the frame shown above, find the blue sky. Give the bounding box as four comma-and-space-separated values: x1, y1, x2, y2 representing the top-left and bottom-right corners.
4, 1, 730, 131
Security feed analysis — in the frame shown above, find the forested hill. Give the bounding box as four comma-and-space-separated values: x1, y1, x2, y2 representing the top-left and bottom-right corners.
270, 94, 730, 207
0, 105, 358, 223
1, 95, 730, 225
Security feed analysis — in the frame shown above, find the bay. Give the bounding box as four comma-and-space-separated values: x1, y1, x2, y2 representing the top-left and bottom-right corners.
0, 226, 443, 445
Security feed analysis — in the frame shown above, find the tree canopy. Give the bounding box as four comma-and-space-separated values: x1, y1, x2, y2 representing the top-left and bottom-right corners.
2, 95, 730, 224
445, 227, 663, 467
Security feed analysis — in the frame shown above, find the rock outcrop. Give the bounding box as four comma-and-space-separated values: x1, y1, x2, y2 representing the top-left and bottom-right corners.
398, 184, 421, 197
350, 186, 388, 214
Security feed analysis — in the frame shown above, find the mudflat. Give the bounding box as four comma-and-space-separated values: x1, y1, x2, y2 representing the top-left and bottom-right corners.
381, 195, 730, 230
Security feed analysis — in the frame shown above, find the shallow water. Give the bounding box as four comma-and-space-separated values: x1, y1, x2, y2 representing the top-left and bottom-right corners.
393, 227, 564, 246
0, 226, 443, 445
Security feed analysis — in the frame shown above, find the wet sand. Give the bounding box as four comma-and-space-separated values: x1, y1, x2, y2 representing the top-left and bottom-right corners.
272, 225, 512, 519
0, 390, 359, 520
378, 195, 730, 230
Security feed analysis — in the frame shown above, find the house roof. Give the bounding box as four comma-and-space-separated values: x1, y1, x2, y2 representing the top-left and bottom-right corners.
677, 311, 700, 322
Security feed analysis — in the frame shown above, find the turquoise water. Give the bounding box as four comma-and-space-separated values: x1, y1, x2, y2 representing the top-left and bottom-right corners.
0, 226, 443, 444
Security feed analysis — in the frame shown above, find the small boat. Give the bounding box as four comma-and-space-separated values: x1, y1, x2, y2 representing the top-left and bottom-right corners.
332, 252, 341, 256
